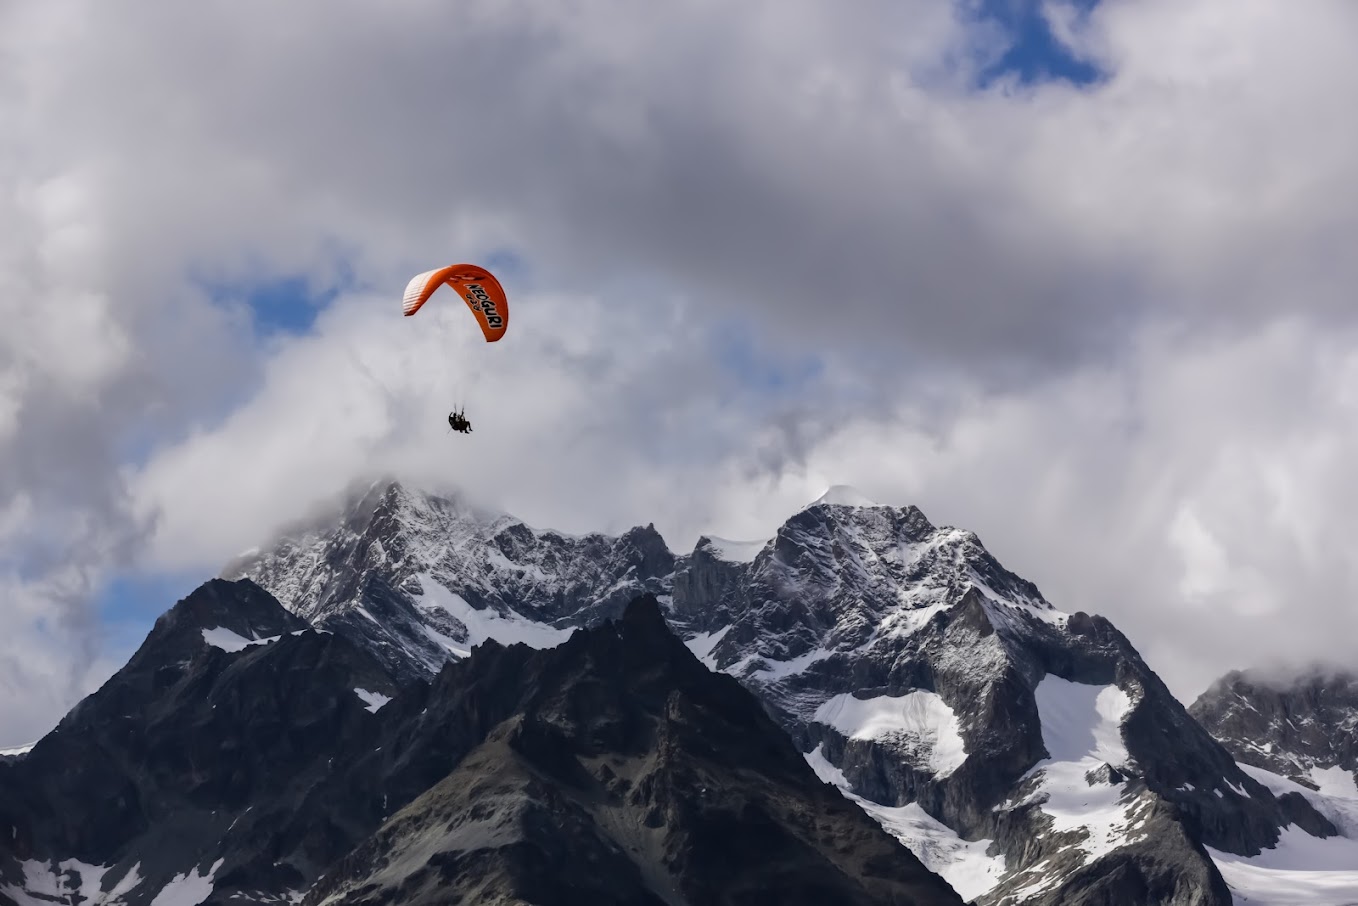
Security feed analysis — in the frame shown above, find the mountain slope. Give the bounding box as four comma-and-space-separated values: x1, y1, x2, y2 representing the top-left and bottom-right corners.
1, 579, 961, 905
0, 578, 403, 905
224, 479, 672, 683
670, 492, 1329, 905
1190, 668, 1358, 795
1189, 668, 1358, 905
304, 595, 964, 905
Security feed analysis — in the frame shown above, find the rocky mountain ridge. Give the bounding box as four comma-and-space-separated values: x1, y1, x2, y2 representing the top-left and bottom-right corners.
218, 478, 1355, 904
1191, 668, 1358, 794
1, 579, 962, 905
9, 478, 1356, 903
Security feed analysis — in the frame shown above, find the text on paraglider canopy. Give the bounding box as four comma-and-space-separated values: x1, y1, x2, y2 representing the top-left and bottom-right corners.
464, 284, 504, 330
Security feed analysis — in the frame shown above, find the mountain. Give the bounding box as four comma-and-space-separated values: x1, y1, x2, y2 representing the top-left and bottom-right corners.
12, 477, 1354, 904
220, 479, 1346, 904
303, 593, 963, 906
1190, 668, 1358, 795
223, 478, 673, 684
0, 578, 404, 904
0, 579, 960, 905
1189, 669, 1358, 904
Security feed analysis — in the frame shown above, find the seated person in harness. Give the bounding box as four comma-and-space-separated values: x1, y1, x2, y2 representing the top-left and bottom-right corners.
448, 408, 472, 434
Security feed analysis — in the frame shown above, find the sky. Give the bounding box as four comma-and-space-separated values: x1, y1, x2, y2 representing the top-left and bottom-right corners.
3, 0, 1358, 747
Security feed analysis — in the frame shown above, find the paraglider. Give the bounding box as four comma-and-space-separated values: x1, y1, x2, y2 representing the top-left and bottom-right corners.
402, 263, 508, 339
403, 264, 507, 434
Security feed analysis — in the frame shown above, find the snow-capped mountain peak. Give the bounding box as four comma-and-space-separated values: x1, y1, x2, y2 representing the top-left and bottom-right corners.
807, 484, 885, 509
223, 479, 675, 681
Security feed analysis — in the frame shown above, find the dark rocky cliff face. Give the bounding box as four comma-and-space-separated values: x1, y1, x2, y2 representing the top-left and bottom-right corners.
1190, 668, 1358, 790
1, 578, 402, 902
1, 579, 961, 906
305, 596, 964, 906
222, 481, 676, 684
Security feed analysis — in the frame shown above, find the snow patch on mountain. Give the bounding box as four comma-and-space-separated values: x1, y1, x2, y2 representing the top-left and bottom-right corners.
1011, 677, 1145, 869
804, 744, 1005, 900
806, 743, 849, 787
0, 742, 34, 757
1310, 765, 1358, 801
1210, 860, 1358, 906
1237, 763, 1358, 839
751, 645, 839, 681
684, 626, 731, 669
814, 691, 968, 777
483, 547, 551, 582
416, 574, 576, 654
1026, 761, 1146, 865
1034, 676, 1133, 766
1208, 822, 1358, 906
2, 859, 144, 906
200, 627, 280, 652
147, 858, 223, 906
861, 800, 1007, 902
1217, 824, 1358, 873
878, 601, 953, 639
355, 688, 392, 713
810, 485, 882, 508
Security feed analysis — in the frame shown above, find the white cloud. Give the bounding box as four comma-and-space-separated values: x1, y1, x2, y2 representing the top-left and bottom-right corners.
3, 0, 1358, 741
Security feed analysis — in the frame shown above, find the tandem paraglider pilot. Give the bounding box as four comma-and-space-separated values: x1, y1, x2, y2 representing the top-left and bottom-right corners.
402, 262, 506, 440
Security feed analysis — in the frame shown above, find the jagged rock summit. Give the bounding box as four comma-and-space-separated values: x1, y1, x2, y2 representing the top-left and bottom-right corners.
1188, 668, 1358, 903
223, 478, 674, 684
1191, 667, 1358, 793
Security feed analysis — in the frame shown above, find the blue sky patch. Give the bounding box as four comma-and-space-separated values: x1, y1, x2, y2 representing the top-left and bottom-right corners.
480, 248, 530, 286
237, 274, 336, 336
709, 320, 826, 404
203, 272, 350, 339
97, 570, 205, 654
972, 0, 1105, 88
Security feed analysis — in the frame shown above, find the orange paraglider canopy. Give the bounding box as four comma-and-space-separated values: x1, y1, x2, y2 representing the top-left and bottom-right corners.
401, 263, 508, 342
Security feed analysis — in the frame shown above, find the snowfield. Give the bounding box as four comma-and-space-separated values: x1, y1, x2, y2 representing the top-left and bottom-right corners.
814, 690, 968, 777
354, 688, 392, 712
1212, 763, 1358, 905
200, 627, 279, 652
1, 860, 151, 906
416, 573, 575, 655
805, 745, 1007, 900
1020, 676, 1146, 867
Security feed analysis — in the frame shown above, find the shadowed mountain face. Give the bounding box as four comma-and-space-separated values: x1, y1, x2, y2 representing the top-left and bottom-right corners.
1191, 668, 1358, 791
0, 578, 404, 902
305, 596, 964, 906
0, 579, 962, 906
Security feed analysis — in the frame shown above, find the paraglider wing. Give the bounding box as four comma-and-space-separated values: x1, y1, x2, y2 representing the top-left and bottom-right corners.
401, 263, 508, 342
